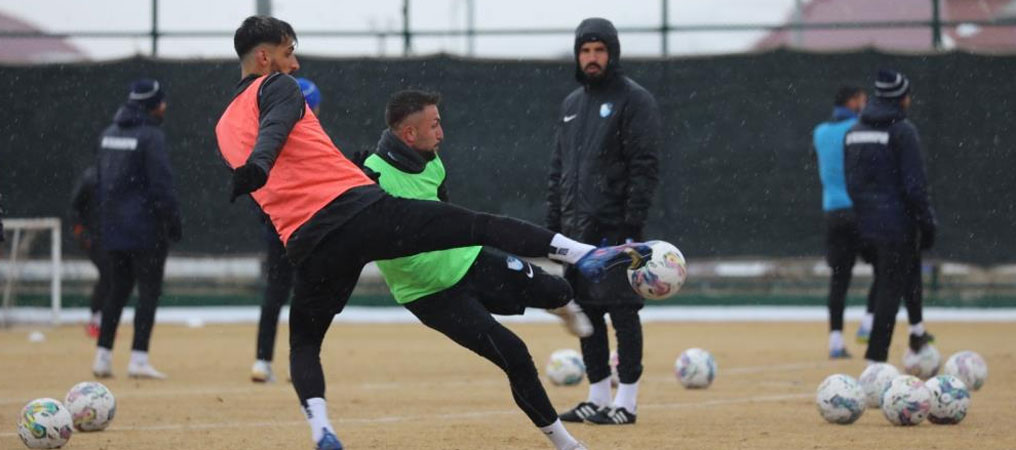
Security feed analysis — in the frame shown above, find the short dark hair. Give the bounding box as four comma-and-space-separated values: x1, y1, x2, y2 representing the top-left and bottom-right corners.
834, 86, 865, 107
233, 16, 297, 58
385, 90, 441, 129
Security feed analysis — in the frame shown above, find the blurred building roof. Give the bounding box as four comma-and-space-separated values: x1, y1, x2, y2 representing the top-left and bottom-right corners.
0, 11, 86, 64
755, 0, 1016, 53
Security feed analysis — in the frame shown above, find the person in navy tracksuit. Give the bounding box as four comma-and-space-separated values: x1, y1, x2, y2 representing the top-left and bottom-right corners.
812, 86, 870, 358
91, 79, 182, 380
844, 70, 936, 364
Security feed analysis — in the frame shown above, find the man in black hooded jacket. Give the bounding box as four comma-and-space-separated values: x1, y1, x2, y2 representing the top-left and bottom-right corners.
549, 17, 661, 426
844, 69, 936, 364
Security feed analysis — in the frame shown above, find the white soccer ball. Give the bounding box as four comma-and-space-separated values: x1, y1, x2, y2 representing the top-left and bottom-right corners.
64, 381, 116, 432
925, 375, 971, 425
881, 375, 932, 426
902, 344, 941, 379
858, 363, 901, 408
943, 351, 988, 391
627, 240, 687, 300
674, 348, 716, 389
815, 374, 866, 424
17, 398, 73, 449
608, 350, 620, 387
546, 349, 585, 386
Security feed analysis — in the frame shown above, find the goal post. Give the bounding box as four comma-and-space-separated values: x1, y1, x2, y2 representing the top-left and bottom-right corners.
2, 217, 61, 326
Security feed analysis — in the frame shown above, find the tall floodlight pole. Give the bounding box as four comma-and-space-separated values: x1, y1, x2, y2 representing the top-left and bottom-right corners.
403, 0, 412, 56
661, 0, 669, 57
466, 0, 476, 57
151, 0, 159, 57
931, 0, 943, 50
793, 0, 804, 47
257, 0, 272, 16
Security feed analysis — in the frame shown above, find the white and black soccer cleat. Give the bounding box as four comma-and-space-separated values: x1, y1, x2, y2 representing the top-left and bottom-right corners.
585, 406, 637, 425
559, 401, 602, 423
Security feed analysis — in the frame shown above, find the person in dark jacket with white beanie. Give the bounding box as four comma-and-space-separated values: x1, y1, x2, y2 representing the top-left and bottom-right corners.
844, 69, 936, 364
549, 17, 661, 426
92, 78, 182, 380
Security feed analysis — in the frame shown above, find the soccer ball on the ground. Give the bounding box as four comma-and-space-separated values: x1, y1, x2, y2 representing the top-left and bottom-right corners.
925, 375, 971, 425
881, 375, 932, 426
858, 363, 900, 408
546, 349, 585, 386
627, 240, 687, 300
815, 374, 866, 424
64, 381, 116, 431
902, 344, 941, 379
674, 348, 716, 389
17, 398, 73, 449
608, 350, 620, 387
943, 351, 987, 391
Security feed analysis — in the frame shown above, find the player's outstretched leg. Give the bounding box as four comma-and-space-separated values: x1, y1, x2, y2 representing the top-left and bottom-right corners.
353, 196, 652, 284
407, 293, 586, 450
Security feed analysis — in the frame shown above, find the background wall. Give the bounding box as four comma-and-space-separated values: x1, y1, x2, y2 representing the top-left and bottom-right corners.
2, 50, 1013, 263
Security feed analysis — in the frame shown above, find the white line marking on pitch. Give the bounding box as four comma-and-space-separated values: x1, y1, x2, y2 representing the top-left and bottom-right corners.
0, 392, 813, 437
0, 360, 836, 407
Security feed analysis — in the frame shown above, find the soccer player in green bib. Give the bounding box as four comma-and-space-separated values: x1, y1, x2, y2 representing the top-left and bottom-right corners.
359, 90, 592, 450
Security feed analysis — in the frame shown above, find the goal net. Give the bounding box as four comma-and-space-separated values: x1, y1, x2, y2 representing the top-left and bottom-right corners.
1, 217, 61, 326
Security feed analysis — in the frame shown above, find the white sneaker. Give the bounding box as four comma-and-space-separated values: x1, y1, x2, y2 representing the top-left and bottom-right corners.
549, 301, 593, 338
563, 442, 589, 450
251, 360, 275, 383
92, 351, 113, 378
127, 362, 168, 379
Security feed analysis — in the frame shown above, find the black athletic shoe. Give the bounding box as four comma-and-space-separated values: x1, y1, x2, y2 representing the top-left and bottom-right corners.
559, 402, 602, 423
586, 406, 637, 425
575, 243, 653, 283
909, 332, 936, 352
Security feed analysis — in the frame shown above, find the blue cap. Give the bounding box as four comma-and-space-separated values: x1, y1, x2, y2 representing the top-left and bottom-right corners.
128, 78, 165, 110
297, 77, 321, 111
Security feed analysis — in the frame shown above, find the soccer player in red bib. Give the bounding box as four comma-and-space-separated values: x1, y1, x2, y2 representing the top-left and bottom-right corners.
216, 16, 652, 450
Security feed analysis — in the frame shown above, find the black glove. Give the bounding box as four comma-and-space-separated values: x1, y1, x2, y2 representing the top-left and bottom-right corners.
351, 150, 381, 181
167, 218, 183, 243
231, 163, 268, 203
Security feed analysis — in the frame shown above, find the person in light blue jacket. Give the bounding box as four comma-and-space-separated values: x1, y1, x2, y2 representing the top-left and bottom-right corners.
813, 86, 868, 359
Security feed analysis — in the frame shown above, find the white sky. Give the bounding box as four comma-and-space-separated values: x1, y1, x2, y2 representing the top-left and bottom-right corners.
0, 0, 800, 60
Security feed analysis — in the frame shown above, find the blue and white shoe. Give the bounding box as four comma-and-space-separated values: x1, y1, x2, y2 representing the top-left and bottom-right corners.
575, 243, 652, 283
315, 430, 343, 450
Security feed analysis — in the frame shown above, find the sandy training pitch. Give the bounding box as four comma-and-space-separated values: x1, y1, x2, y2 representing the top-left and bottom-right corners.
1, 320, 1014, 449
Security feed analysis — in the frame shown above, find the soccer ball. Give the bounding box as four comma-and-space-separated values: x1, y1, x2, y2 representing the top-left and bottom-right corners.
608, 350, 620, 387
546, 349, 585, 386
902, 344, 941, 379
815, 374, 866, 424
925, 375, 971, 425
943, 351, 987, 391
627, 240, 687, 300
881, 375, 932, 426
858, 363, 900, 408
674, 348, 716, 389
17, 398, 73, 449
64, 381, 116, 431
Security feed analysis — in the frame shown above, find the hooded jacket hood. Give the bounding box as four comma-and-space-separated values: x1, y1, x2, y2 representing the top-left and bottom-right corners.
374, 128, 436, 174
574, 18, 622, 87
113, 102, 162, 127
859, 97, 906, 127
